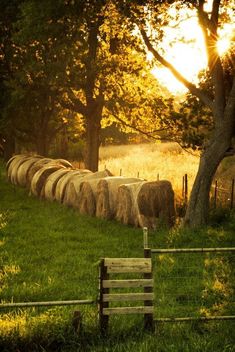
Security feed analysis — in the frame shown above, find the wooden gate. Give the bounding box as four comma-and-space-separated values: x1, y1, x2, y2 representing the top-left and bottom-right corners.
99, 257, 154, 333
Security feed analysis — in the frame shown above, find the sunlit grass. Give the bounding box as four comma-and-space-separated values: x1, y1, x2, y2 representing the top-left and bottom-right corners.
98, 143, 235, 208
99, 142, 199, 197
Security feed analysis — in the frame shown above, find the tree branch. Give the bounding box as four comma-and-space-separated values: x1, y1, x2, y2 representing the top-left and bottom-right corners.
111, 111, 173, 141
139, 27, 214, 110
61, 89, 86, 115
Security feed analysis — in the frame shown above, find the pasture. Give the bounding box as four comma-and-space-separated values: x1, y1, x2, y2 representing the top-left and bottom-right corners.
0, 151, 235, 351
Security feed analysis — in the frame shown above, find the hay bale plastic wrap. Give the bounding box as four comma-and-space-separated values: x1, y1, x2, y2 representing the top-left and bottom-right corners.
14, 156, 43, 187
64, 169, 113, 208
116, 181, 146, 226
53, 159, 73, 168
76, 178, 101, 216
55, 169, 92, 203
96, 176, 143, 220
42, 169, 72, 200
30, 164, 66, 197
137, 180, 175, 228
6, 154, 27, 173
116, 180, 175, 229
26, 158, 72, 188
26, 158, 54, 187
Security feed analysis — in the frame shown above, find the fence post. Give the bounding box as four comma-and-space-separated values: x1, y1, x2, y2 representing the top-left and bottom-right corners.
184, 173, 188, 204
231, 179, 234, 209
143, 227, 154, 330
99, 259, 109, 335
120, 169, 122, 176
214, 180, 218, 208
182, 175, 185, 198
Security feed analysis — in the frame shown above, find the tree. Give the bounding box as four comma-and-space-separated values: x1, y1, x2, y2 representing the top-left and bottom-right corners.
0, 0, 23, 160
12, 0, 170, 171
121, 0, 235, 227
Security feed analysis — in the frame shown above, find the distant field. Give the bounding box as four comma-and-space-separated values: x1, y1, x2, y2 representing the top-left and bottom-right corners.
99, 143, 199, 195
98, 142, 235, 206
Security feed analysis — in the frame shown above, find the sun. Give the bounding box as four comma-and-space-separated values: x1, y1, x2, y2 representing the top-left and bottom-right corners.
149, 6, 234, 95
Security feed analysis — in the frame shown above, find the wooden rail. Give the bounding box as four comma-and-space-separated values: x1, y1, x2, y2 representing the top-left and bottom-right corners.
0, 299, 94, 309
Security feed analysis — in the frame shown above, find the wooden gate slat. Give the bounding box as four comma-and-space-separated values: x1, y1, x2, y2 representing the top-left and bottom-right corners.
103, 293, 154, 302
102, 279, 153, 288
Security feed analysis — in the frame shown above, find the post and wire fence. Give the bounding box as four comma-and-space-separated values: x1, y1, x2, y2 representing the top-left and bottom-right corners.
1, 227, 234, 332
143, 227, 235, 323
105, 165, 235, 211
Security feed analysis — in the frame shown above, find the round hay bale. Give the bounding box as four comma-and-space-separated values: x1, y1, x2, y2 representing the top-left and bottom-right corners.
6, 154, 27, 172
63, 169, 112, 208
96, 177, 143, 220
30, 164, 65, 197
55, 169, 92, 203
7, 155, 29, 181
137, 180, 175, 228
26, 158, 54, 188
9, 156, 34, 184
116, 181, 146, 226
54, 159, 73, 168
13, 156, 42, 186
76, 179, 101, 216
42, 168, 72, 200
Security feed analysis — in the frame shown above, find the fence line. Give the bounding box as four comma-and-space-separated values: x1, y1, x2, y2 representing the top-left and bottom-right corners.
155, 316, 235, 322
143, 228, 235, 323
104, 165, 234, 209
151, 247, 235, 254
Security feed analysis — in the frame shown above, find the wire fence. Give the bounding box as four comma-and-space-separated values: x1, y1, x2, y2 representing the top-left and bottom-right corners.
109, 168, 235, 211
151, 248, 235, 320
210, 179, 235, 209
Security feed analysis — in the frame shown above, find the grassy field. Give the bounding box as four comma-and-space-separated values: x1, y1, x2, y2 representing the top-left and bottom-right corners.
0, 157, 235, 352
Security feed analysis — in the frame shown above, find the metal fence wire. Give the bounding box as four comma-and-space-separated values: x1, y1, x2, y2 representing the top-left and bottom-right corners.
151, 249, 235, 320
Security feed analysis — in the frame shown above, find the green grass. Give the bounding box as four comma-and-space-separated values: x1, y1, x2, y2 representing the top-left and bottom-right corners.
0, 159, 235, 351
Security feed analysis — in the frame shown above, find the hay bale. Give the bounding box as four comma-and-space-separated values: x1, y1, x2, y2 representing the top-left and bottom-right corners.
96, 177, 143, 220
13, 156, 42, 186
7, 155, 29, 181
55, 169, 92, 203
54, 159, 73, 168
6, 154, 27, 172
116, 181, 146, 226
64, 169, 113, 208
116, 180, 175, 229
42, 168, 72, 200
76, 179, 101, 216
137, 180, 175, 228
30, 164, 65, 197
26, 158, 54, 188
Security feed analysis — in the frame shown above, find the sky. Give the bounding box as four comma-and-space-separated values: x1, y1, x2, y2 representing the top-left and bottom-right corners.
149, 2, 234, 94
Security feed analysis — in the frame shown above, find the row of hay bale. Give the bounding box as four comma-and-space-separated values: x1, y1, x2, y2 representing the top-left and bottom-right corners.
6, 154, 176, 229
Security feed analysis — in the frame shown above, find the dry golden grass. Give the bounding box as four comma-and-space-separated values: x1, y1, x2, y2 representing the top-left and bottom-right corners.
99, 142, 200, 198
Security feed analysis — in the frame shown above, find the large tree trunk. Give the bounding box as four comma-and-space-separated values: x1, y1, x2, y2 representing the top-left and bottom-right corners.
36, 132, 49, 156
185, 99, 235, 227
85, 114, 101, 172
184, 140, 229, 227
